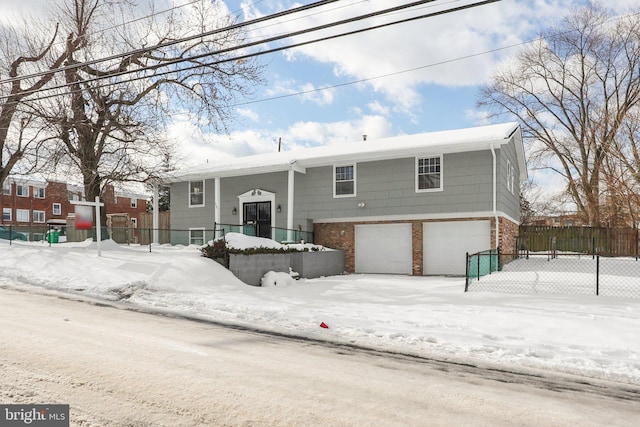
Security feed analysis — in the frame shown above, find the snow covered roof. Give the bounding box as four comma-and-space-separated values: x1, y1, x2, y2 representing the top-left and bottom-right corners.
164, 122, 526, 183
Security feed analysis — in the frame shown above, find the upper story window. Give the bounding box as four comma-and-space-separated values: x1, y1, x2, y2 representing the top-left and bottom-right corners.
189, 180, 205, 207
53, 203, 62, 216
416, 155, 443, 192
3, 182, 10, 195
16, 184, 29, 197
506, 160, 515, 194
131, 199, 137, 209
35, 187, 45, 199
334, 164, 356, 197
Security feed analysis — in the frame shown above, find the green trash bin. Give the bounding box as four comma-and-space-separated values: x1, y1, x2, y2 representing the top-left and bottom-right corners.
47, 230, 59, 243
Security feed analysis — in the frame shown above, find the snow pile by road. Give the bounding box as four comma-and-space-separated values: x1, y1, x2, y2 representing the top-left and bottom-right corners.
1, 237, 639, 385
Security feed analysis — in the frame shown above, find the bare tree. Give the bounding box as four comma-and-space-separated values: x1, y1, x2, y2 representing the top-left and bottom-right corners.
478, 2, 640, 226
0, 17, 73, 190
36, 0, 264, 220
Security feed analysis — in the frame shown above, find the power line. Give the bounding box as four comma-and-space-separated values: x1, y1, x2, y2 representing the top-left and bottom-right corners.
4, 0, 495, 103
0, 0, 345, 87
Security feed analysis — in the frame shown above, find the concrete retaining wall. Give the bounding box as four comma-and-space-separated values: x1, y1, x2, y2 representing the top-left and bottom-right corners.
290, 250, 345, 279
228, 250, 346, 286
229, 253, 291, 286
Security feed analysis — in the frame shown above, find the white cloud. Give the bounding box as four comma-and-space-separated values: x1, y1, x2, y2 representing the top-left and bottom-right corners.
166, 113, 395, 168
236, 108, 260, 122
367, 101, 389, 116
246, 0, 584, 113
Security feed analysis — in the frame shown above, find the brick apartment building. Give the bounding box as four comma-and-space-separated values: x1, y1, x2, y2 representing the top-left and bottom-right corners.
1, 178, 149, 232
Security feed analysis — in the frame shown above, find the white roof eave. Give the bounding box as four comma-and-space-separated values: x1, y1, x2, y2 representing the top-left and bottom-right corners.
163, 122, 523, 183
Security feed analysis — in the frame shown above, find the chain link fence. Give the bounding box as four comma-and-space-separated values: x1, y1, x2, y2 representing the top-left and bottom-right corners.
466, 251, 640, 298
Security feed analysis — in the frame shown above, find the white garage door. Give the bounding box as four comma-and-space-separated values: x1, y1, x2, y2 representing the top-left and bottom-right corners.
423, 220, 491, 275
355, 224, 412, 274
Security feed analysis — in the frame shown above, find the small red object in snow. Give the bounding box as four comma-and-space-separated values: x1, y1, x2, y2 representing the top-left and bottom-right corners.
320, 322, 329, 329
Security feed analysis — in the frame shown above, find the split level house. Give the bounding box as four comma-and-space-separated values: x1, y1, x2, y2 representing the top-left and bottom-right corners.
162, 122, 527, 275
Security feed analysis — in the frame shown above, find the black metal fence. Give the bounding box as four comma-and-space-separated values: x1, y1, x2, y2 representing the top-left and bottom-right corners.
1, 223, 314, 253
465, 251, 640, 299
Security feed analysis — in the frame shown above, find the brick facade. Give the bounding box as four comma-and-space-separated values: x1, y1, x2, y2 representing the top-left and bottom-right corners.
1, 179, 148, 229
315, 216, 520, 275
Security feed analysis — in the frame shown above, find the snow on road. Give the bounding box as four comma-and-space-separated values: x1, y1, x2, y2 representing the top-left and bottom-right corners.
1, 237, 640, 387
2, 288, 639, 427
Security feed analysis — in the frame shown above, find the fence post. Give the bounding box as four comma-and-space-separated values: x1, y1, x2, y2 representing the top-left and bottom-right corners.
592, 237, 595, 259
464, 252, 469, 292
596, 255, 600, 296
9, 224, 12, 246
148, 228, 152, 253
477, 251, 481, 280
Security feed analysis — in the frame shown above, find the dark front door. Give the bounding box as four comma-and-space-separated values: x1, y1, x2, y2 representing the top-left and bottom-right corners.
243, 202, 271, 238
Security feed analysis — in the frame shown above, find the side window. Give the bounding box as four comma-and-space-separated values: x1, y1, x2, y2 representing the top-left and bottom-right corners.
416, 155, 443, 192
189, 180, 205, 207
334, 164, 356, 197
506, 160, 515, 194
53, 203, 62, 216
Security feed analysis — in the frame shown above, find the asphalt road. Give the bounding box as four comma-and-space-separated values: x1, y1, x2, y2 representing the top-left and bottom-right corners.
1, 287, 638, 426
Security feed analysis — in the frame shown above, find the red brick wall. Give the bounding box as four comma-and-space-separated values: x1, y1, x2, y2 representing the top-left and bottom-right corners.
1, 180, 146, 227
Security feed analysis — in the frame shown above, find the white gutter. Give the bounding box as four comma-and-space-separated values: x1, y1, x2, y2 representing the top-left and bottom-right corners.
287, 168, 295, 242
214, 177, 221, 237
490, 144, 499, 249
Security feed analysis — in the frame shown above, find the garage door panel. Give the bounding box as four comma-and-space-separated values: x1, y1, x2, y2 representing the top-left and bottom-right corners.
355, 224, 412, 274
423, 221, 490, 275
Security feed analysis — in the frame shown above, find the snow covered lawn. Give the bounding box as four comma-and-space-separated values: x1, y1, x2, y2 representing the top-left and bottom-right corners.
1, 237, 639, 386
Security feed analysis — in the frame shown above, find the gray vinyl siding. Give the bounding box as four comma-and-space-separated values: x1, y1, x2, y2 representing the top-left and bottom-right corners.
496, 138, 521, 221
170, 149, 508, 234
294, 151, 494, 221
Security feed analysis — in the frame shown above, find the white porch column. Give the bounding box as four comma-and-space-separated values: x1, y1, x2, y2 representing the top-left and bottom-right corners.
152, 184, 159, 244
215, 177, 221, 238
287, 168, 294, 241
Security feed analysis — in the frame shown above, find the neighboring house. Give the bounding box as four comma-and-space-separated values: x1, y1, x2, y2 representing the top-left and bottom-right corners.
162, 122, 527, 275
0, 178, 149, 234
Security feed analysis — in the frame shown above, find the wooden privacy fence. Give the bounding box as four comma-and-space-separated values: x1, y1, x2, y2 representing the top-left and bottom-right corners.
518, 226, 640, 257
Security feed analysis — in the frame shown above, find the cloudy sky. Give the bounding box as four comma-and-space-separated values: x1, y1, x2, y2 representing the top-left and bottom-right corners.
1, 0, 638, 192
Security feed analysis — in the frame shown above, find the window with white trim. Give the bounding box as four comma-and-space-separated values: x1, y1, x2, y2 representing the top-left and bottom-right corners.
189, 228, 205, 245
33, 210, 45, 223
16, 184, 29, 197
189, 180, 205, 207
2, 182, 10, 195
131, 218, 137, 228
16, 209, 29, 222
53, 203, 62, 216
131, 199, 137, 208
34, 187, 45, 199
506, 160, 515, 194
2, 208, 11, 222
416, 155, 442, 192
333, 164, 356, 197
